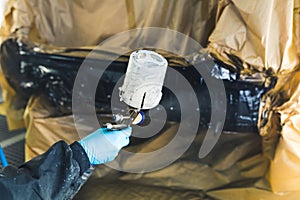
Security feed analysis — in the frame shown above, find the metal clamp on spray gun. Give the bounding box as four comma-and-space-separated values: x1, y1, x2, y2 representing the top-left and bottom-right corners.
105, 50, 168, 130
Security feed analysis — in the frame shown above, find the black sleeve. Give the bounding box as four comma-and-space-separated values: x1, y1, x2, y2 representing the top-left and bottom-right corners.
0, 141, 92, 200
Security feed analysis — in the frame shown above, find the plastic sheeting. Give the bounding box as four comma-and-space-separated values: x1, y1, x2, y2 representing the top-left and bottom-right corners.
1, 38, 266, 133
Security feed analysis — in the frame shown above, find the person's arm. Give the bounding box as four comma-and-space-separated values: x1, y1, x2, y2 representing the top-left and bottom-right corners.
0, 127, 131, 200
0, 141, 90, 200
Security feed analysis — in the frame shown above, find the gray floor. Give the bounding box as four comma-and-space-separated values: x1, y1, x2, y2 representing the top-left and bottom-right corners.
0, 115, 26, 169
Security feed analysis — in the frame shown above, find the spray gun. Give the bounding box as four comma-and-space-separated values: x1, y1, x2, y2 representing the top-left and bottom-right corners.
105, 50, 168, 130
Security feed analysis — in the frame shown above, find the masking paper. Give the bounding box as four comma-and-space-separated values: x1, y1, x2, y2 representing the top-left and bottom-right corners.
1, 0, 300, 197
208, 0, 300, 193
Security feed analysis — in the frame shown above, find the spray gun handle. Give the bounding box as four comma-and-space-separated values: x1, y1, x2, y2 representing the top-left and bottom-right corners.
106, 111, 145, 130
105, 123, 129, 131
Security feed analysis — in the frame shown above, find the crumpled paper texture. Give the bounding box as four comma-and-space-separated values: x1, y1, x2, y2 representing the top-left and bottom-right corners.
1, 0, 300, 196
208, 0, 300, 193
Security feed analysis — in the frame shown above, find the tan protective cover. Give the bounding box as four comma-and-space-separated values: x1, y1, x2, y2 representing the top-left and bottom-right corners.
208, 0, 300, 193
266, 69, 300, 192
0, 0, 218, 47
23, 95, 81, 161
22, 95, 273, 199
1, 0, 300, 197
0, 72, 24, 130
208, 0, 299, 74
74, 124, 298, 199
0, 0, 218, 130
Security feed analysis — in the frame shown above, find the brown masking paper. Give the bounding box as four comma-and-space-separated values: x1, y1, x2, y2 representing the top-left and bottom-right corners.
0, 0, 218, 130
208, 0, 299, 74
1, 0, 300, 197
208, 0, 300, 193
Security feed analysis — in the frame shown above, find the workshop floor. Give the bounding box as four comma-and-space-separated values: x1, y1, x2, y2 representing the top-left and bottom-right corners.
0, 115, 26, 169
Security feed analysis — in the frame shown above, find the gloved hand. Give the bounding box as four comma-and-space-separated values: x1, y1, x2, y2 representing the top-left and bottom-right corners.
79, 127, 132, 165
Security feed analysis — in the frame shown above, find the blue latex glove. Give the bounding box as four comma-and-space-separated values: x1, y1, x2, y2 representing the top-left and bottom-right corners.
79, 127, 132, 165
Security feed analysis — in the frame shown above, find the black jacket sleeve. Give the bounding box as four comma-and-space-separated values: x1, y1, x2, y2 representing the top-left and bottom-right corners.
0, 141, 92, 200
